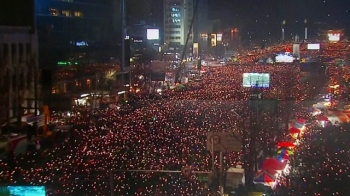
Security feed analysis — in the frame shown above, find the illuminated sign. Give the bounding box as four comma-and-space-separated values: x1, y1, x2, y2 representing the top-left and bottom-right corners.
147, 29, 159, 40
57, 61, 79, 66
217, 33, 223, 42
307, 44, 320, 50
193, 43, 199, 56
328, 33, 340, 42
76, 41, 88, 46
211, 34, 217, 46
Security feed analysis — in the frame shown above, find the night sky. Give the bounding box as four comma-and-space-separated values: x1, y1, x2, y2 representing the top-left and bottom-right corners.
209, 0, 350, 41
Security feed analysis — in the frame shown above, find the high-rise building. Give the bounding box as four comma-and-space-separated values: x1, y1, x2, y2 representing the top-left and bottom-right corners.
35, 0, 120, 69
164, 0, 194, 47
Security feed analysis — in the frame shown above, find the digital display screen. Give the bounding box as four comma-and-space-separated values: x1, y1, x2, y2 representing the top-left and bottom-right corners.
147, 29, 159, 40
243, 73, 270, 88
0, 186, 46, 196
307, 44, 320, 50
328, 33, 340, 42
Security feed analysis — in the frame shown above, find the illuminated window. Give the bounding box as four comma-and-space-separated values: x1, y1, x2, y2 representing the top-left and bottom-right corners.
74, 11, 83, 17
50, 8, 59, 16
62, 10, 71, 17
171, 7, 180, 12
172, 19, 181, 23
87, 79, 91, 88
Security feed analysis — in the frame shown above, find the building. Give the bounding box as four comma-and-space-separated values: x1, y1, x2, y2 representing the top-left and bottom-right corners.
0, 0, 39, 123
164, 0, 194, 47
0, 27, 39, 123
35, 0, 120, 69
163, 0, 208, 57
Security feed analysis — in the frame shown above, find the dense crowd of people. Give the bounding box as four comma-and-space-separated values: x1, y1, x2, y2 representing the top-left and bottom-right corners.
0, 63, 314, 195
1, 41, 350, 195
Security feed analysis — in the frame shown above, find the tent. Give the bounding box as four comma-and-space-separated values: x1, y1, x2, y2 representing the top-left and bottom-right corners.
276, 153, 290, 161
277, 148, 294, 156
253, 170, 276, 184
288, 127, 300, 134
317, 116, 328, 121
293, 121, 304, 129
262, 158, 285, 171
277, 141, 295, 148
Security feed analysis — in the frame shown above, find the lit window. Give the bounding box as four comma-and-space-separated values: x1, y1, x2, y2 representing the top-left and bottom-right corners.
172, 19, 181, 23
87, 79, 91, 87
74, 11, 83, 17
50, 8, 59, 16
62, 10, 71, 17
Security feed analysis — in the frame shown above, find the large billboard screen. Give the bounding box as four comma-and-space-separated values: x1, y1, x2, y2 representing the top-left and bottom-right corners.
243, 73, 270, 88
147, 29, 159, 40
0, 186, 46, 196
307, 44, 320, 50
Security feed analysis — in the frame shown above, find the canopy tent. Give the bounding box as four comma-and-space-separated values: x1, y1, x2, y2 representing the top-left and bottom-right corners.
317, 115, 329, 121
253, 170, 276, 184
277, 141, 295, 148
288, 127, 300, 134
296, 118, 307, 124
285, 134, 297, 142
262, 158, 286, 171
276, 153, 290, 161
277, 148, 294, 156
293, 121, 304, 129
313, 103, 326, 109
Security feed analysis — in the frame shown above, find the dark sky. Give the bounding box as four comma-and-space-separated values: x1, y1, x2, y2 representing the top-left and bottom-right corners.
0, 0, 34, 27
208, 0, 350, 41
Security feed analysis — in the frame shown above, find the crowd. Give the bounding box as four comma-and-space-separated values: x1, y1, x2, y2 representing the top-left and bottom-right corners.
0, 61, 317, 196
289, 123, 350, 195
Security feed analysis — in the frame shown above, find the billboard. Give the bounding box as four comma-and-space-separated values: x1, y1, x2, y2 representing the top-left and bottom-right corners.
193, 43, 198, 57
147, 29, 159, 40
211, 34, 217, 46
0, 186, 46, 196
217, 33, 223, 42
307, 44, 320, 50
328, 33, 340, 42
275, 54, 294, 63
243, 73, 270, 88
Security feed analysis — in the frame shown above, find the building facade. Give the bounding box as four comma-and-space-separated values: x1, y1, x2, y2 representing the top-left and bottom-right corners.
35, 0, 120, 69
0, 26, 39, 123
164, 0, 194, 47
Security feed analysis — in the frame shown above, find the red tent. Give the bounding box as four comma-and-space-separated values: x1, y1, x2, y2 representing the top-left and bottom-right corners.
277, 141, 295, 148
289, 127, 300, 134
262, 158, 285, 171
254, 170, 276, 183
297, 118, 306, 124
317, 116, 328, 121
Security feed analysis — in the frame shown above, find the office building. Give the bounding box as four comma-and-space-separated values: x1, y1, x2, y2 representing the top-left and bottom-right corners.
35, 0, 120, 69
164, 0, 208, 56
164, 0, 194, 47
0, 0, 39, 123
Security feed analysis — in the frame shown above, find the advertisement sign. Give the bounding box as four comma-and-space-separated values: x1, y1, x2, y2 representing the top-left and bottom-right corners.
193, 43, 199, 56
243, 73, 270, 88
307, 44, 320, 50
328, 33, 340, 42
211, 34, 217, 47
147, 29, 159, 40
0, 186, 46, 196
217, 33, 223, 42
